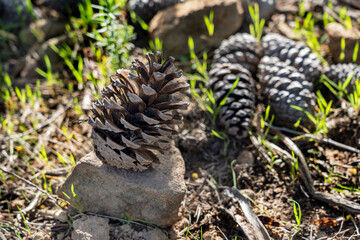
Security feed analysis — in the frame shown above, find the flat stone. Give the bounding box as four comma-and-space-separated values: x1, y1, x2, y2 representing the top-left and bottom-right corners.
149, 0, 244, 58
71, 215, 110, 240
59, 145, 186, 227
20, 19, 67, 46
326, 22, 360, 64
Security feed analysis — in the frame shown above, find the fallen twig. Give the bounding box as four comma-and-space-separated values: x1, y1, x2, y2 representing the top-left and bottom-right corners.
266, 124, 360, 154
223, 187, 271, 240
38, 209, 68, 222
267, 130, 360, 213
21, 192, 42, 215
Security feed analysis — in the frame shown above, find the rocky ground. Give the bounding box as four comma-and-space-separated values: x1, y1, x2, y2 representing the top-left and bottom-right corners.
1, 0, 360, 239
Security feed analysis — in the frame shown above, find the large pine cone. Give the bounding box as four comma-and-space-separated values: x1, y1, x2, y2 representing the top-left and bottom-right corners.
258, 56, 316, 128
208, 63, 255, 139
89, 52, 189, 171
325, 63, 360, 90
212, 33, 263, 76
262, 33, 323, 82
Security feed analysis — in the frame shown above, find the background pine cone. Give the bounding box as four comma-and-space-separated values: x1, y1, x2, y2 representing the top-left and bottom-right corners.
324, 63, 360, 91
212, 33, 263, 76
89, 52, 189, 171
128, 0, 186, 23
262, 33, 323, 82
258, 56, 316, 128
208, 63, 255, 139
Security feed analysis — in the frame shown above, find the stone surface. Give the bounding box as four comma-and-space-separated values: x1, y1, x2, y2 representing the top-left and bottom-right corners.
326, 22, 360, 64
236, 150, 255, 166
113, 225, 168, 240
149, 0, 244, 58
19, 19, 66, 46
71, 215, 110, 240
59, 145, 186, 227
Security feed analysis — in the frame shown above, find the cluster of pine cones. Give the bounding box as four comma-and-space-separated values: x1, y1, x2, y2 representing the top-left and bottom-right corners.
88, 32, 360, 171
209, 32, 360, 138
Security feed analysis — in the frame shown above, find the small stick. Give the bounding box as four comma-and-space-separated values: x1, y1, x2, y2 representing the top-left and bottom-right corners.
266, 124, 360, 154
267, 130, 360, 213
21, 192, 42, 215
0, 167, 62, 208
224, 187, 271, 240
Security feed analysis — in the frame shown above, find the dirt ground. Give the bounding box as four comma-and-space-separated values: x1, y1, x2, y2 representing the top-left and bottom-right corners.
2, 0, 360, 239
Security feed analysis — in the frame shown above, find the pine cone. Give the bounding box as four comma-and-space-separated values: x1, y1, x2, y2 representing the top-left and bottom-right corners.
128, 0, 186, 23
212, 33, 263, 75
88, 52, 189, 171
262, 33, 323, 82
208, 63, 255, 139
325, 63, 360, 90
258, 56, 316, 128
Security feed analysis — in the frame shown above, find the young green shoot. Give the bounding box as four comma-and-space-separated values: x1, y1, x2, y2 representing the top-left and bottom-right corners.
290, 151, 299, 181
17, 206, 30, 235
128, 8, 149, 31
340, 38, 346, 61
294, 2, 327, 63
148, 37, 163, 52
353, 42, 359, 62
288, 199, 302, 239
260, 105, 275, 138
348, 79, 360, 114
339, 6, 352, 30
62, 184, 83, 212
321, 72, 354, 99
211, 130, 229, 156
204, 10, 214, 37
291, 91, 332, 136
230, 159, 237, 189
36, 55, 59, 86
248, 2, 265, 40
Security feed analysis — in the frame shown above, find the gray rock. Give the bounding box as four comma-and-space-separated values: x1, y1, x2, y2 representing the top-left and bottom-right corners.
71, 215, 110, 240
236, 150, 255, 166
59, 145, 186, 227
138, 228, 167, 240
114, 225, 167, 240
19, 19, 67, 47
326, 22, 360, 64
149, 0, 244, 58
